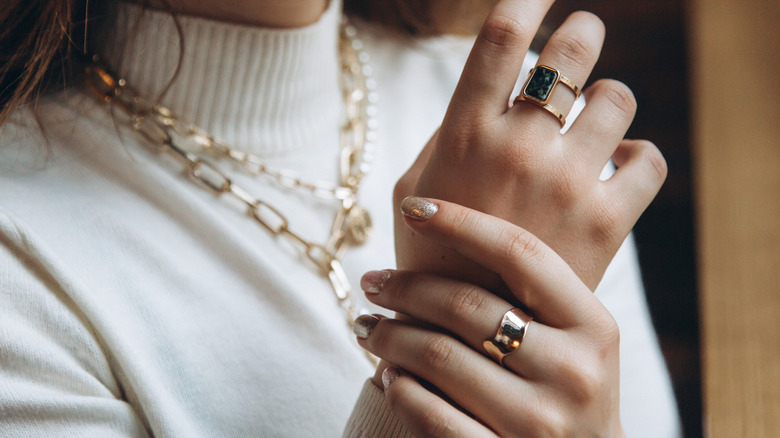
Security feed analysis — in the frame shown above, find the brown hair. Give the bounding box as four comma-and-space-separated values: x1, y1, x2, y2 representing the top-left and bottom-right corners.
0, 0, 118, 125
0, 0, 498, 125
1, 1, 73, 124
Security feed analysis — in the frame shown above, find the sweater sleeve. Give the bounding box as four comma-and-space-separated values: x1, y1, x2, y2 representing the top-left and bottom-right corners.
0, 214, 149, 438
343, 380, 414, 438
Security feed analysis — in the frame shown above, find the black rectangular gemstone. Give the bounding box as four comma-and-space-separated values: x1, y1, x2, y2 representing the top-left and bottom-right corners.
523, 66, 559, 102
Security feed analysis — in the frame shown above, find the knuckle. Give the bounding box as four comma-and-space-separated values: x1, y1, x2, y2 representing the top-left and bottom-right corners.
600, 79, 637, 116
526, 408, 571, 438
447, 284, 488, 319
481, 14, 529, 50
573, 365, 603, 406
558, 359, 603, 407
544, 411, 574, 438
637, 140, 668, 182
421, 334, 459, 368
444, 205, 474, 238
496, 230, 546, 302
502, 228, 543, 265
549, 33, 596, 68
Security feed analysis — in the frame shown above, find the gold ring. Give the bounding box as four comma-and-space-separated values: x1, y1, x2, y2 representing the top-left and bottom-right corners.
513, 65, 582, 127
483, 308, 533, 366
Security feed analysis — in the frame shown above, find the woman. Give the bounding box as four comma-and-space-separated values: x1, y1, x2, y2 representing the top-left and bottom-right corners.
0, 0, 680, 436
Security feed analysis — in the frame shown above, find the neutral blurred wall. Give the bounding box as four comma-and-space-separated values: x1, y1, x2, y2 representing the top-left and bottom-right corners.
689, 0, 780, 436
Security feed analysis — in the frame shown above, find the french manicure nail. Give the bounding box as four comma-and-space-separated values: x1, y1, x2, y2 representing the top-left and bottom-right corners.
361, 270, 392, 294
352, 314, 380, 339
400, 196, 438, 220
382, 367, 400, 388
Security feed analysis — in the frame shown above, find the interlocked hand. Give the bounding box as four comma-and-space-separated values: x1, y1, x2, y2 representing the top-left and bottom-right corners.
356, 0, 667, 436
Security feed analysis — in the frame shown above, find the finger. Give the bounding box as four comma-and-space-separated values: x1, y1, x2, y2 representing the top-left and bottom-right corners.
511, 11, 605, 132
568, 79, 637, 171
602, 139, 667, 225
399, 196, 601, 328
382, 367, 497, 438
361, 270, 565, 377
445, 0, 554, 125
354, 315, 537, 436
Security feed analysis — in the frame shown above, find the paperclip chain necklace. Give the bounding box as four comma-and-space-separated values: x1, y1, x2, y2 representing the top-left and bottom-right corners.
85, 20, 379, 365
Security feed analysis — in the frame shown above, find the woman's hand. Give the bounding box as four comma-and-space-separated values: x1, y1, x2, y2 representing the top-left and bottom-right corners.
394, 0, 667, 291
356, 199, 626, 437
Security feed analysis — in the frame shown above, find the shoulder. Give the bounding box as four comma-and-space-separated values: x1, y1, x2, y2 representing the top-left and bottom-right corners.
0, 89, 114, 172
0, 88, 155, 252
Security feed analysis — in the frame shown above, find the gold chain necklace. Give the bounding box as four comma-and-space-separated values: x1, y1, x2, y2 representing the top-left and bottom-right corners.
85, 20, 379, 365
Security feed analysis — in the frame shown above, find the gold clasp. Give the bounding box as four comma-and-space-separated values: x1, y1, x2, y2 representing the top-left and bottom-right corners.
84, 63, 118, 102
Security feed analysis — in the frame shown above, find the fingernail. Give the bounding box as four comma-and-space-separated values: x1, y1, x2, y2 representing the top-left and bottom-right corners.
400, 196, 438, 220
352, 314, 381, 339
361, 270, 392, 294
382, 367, 400, 388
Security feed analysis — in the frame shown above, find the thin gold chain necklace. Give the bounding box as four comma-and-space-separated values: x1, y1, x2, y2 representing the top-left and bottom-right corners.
85, 19, 379, 365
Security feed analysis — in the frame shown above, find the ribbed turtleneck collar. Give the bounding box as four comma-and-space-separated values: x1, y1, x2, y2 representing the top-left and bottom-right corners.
103, 1, 342, 155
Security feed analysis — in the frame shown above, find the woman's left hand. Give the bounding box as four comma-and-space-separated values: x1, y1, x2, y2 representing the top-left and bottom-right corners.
355, 197, 626, 437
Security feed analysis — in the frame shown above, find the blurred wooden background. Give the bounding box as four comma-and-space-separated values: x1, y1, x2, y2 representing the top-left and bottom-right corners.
547, 0, 780, 436
689, 0, 780, 436
544, 1, 701, 436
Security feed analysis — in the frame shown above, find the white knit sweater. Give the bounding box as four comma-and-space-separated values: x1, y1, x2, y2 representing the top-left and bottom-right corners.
0, 1, 680, 436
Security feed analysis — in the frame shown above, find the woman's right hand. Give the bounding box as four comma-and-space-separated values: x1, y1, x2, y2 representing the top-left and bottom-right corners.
357, 199, 627, 437
393, 0, 667, 292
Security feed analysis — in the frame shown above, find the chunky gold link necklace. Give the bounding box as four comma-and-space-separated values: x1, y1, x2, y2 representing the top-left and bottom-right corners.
85, 20, 379, 365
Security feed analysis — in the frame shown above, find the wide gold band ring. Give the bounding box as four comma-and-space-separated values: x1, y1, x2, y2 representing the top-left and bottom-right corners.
513, 65, 582, 128
483, 308, 533, 366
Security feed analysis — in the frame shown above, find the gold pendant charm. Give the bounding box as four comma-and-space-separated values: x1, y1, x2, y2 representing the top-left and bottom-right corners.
345, 205, 372, 245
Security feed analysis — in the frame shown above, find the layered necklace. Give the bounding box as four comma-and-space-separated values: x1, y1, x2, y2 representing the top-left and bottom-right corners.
85, 20, 379, 364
